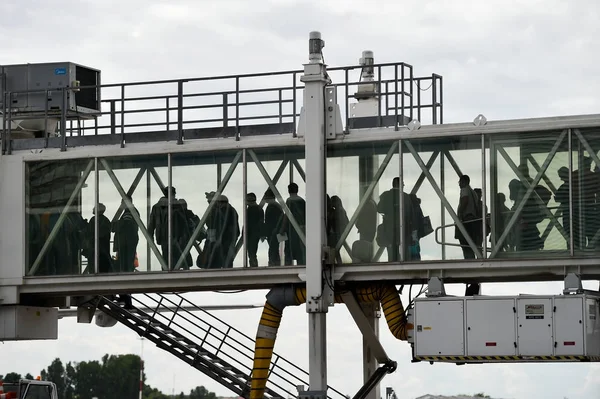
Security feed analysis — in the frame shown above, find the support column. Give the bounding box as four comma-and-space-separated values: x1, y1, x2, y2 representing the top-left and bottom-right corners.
361, 303, 381, 399
301, 31, 331, 398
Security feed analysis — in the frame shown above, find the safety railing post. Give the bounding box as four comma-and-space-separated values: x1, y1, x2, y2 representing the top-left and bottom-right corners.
167, 298, 184, 328
120, 85, 125, 147
177, 80, 184, 144
222, 93, 228, 127
394, 65, 399, 130
110, 100, 116, 135
166, 97, 170, 131
60, 88, 67, 151
292, 72, 297, 137
235, 76, 240, 140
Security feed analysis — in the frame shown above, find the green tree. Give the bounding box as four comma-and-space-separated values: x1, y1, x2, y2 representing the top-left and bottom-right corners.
474, 394, 491, 398
24, 373, 34, 380
3, 372, 22, 383
41, 358, 67, 398
189, 386, 218, 399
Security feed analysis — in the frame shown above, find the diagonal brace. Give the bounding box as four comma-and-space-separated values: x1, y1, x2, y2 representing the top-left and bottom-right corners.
341, 291, 389, 363
174, 151, 243, 269
491, 130, 567, 257
28, 160, 94, 276
406, 140, 483, 258
248, 149, 306, 245
335, 142, 398, 251
100, 159, 168, 271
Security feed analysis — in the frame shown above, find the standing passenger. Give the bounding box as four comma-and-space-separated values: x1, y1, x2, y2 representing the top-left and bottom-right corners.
455, 175, 479, 259
281, 183, 306, 265
113, 195, 140, 273
246, 193, 264, 267
263, 189, 284, 266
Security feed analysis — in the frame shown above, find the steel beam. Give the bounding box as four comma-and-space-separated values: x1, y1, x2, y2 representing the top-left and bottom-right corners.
19, 258, 600, 296
341, 292, 389, 363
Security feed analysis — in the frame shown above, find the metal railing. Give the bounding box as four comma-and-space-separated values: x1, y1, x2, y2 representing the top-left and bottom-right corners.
137, 292, 348, 399
1, 62, 443, 153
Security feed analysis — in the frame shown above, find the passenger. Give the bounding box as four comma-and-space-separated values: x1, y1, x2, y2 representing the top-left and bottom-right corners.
554, 167, 580, 249
377, 177, 418, 262
87, 203, 113, 273
113, 195, 140, 273
216, 195, 240, 268
455, 175, 479, 259
356, 196, 377, 243
493, 193, 512, 251
148, 186, 183, 269
281, 183, 306, 265
262, 188, 284, 266
246, 192, 264, 267
508, 179, 543, 251
473, 188, 491, 245
330, 195, 349, 264
173, 198, 195, 270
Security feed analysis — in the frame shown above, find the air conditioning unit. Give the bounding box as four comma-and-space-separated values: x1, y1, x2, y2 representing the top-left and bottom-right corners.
0, 62, 101, 137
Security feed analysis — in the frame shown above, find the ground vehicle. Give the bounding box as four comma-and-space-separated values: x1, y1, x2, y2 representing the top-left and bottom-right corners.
1, 379, 58, 399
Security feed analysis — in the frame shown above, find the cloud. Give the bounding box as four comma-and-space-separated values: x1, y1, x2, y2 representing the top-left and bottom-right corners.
3, 1, 600, 398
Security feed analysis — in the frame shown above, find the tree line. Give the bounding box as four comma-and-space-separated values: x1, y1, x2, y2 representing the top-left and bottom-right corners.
1, 354, 219, 399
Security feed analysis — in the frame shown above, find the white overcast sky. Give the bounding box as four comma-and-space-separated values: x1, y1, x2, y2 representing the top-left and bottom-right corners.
2, 1, 600, 399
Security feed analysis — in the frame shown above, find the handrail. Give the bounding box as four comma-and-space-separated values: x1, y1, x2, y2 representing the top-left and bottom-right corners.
1, 61, 443, 153
138, 292, 347, 399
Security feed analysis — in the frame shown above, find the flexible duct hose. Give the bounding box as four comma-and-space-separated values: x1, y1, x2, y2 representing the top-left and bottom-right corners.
250, 283, 407, 399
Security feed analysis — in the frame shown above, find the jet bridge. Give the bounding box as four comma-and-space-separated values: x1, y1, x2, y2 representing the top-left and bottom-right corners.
1, 30, 600, 399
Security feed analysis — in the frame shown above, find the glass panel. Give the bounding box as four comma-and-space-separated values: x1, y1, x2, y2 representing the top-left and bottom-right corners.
98, 154, 168, 273
489, 130, 570, 258
572, 128, 600, 255
172, 150, 243, 270
26, 159, 94, 276
247, 146, 306, 267
326, 140, 398, 264
407, 135, 483, 261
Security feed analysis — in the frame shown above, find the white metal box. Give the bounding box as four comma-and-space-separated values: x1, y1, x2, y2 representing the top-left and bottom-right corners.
0, 305, 58, 340
466, 298, 516, 356
412, 293, 600, 362
413, 299, 465, 357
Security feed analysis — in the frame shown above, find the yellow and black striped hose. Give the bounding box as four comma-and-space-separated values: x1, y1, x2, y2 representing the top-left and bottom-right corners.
250, 283, 407, 399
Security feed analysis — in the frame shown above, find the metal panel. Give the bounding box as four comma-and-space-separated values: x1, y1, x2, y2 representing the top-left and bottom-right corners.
517, 297, 553, 356
585, 297, 600, 356
0, 306, 58, 340
414, 300, 464, 356
554, 296, 584, 356
466, 298, 516, 356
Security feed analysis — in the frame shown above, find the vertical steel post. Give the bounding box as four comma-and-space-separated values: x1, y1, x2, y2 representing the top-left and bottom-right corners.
440, 152, 446, 259
301, 31, 329, 395
168, 153, 172, 270
242, 149, 248, 268
481, 134, 487, 258
147, 169, 152, 271
94, 158, 99, 274
398, 140, 404, 262
568, 129, 574, 255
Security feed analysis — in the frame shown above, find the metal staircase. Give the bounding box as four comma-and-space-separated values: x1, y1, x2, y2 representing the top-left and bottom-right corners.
92, 293, 348, 399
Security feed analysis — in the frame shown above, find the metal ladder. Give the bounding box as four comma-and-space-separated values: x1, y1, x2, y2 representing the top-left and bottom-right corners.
93, 293, 348, 399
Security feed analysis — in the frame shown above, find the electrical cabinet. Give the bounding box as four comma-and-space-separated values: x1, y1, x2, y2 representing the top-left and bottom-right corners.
0, 306, 58, 340
413, 299, 464, 357
466, 298, 516, 356
0, 62, 101, 114
412, 294, 600, 361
